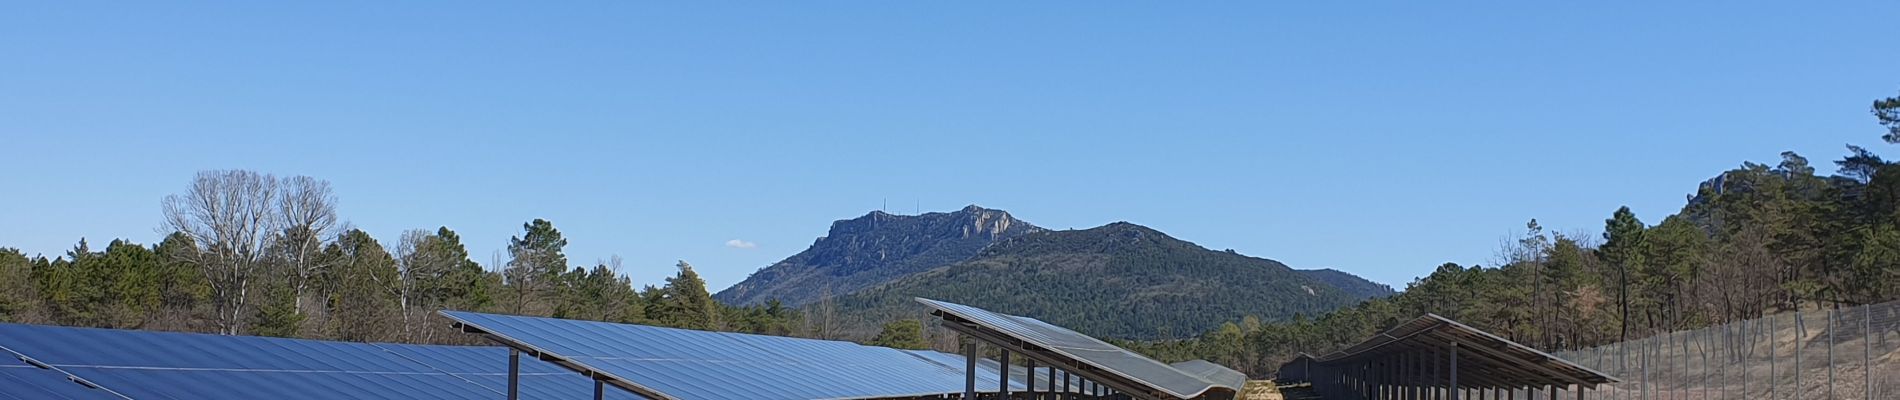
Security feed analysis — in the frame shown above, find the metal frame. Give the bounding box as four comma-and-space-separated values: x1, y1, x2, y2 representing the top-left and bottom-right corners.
1296, 314, 1620, 399
926, 305, 1238, 400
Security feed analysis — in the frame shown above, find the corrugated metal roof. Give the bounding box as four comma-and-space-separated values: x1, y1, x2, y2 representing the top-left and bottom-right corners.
442, 310, 1037, 400
1167, 360, 1247, 391
0, 322, 636, 399
915, 298, 1242, 399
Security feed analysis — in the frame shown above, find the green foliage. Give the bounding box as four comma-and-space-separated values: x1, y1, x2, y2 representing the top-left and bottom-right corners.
323, 229, 400, 342
250, 281, 303, 338
648, 261, 721, 330
505, 219, 567, 315
553, 262, 645, 324
151, 232, 210, 331
0, 248, 39, 323
1875, 91, 1900, 143
868, 319, 928, 350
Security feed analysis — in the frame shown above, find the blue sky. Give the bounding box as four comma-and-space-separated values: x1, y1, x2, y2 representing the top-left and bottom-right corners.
3, 2, 1897, 291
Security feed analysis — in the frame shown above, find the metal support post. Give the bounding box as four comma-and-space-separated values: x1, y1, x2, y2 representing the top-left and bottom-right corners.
508, 348, 520, 400
1000, 351, 1011, 397
1449, 344, 1460, 400
1048, 367, 1064, 398
964, 340, 978, 400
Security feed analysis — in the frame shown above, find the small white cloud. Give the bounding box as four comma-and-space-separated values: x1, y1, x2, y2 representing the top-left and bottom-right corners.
725, 239, 758, 249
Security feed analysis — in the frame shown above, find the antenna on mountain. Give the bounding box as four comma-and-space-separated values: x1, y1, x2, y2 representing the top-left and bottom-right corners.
914, 199, 919, 215
882, 198, 887, 213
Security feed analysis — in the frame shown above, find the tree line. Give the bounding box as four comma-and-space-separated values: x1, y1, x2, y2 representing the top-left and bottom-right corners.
0, 170, 883, 345
1125, 90, 1900, 377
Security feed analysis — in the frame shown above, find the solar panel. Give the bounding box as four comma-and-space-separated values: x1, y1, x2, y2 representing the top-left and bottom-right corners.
0, 364, 119, 400
0, 323, 637, 400
1167, 360, 1247, 391
442, 310, 1034, 400
915, 297, 1242, 399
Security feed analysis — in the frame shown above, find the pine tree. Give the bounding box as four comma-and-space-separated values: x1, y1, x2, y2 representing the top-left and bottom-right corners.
504, 219, 567, 316
322, 230, 400, 341
0, 248, 40, 323
653, 261, 719, 330
98, 239, 161, 329
152, 232, 210, 332
869, 319, 928, 350
1600, 206, 1646, 340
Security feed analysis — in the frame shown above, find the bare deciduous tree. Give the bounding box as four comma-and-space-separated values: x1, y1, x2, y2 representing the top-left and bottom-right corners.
274, 176, 338, 315
389, 229, 426, 342
162, 170, 280, 335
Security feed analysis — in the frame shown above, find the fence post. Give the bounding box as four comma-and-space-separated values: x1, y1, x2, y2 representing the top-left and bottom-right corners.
1866, 304, 1873, 400
1679, 328, 1687, 400
1769, 314, 1776, 400
1741, 320, 1749, 399
1701, 325, 1710, 400
1795, 309, 1803, 400
1816, 307, 1831, 400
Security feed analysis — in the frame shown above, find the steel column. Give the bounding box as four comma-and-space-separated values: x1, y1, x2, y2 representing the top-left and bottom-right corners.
1046, 367, 1055, 400
507, 348, 520, 400
1433, 349, 1441, 400
1001, 351, 1012, 397
1063, 370, 1071, 399
1449, 344, 1460, 400
965, 340, 978, 400
1028, 358, 1038, 399
593, 380, 604, 400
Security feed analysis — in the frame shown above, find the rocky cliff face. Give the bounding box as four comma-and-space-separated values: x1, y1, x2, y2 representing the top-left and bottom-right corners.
713, 205, 1041, 306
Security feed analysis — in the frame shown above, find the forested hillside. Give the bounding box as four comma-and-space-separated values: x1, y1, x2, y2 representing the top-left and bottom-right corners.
0, 171, 804, 344
1122, 91, 1900, 377
825, 222, 1372, 340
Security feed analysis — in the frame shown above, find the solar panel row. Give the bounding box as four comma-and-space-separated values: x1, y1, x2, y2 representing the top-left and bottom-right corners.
444, 310, 1095, 400
2, 303, 1233, 399
0, 323, 638, 400
915, 298, 1245, 399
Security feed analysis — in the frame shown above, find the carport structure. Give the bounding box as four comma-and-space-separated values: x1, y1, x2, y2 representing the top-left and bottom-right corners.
1304, 314, 1617, 400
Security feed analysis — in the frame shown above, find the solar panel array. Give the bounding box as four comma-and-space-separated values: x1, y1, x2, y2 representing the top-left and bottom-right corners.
0, 322, 638, 400
915, 298, 1244, 399
444, 310, 1083, 400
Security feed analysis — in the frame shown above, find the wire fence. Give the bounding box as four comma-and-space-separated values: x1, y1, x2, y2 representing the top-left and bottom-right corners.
1534, 300, 1900, 400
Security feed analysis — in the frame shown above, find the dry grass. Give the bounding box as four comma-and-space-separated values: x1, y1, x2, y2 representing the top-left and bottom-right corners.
1239, 380, 1280, 400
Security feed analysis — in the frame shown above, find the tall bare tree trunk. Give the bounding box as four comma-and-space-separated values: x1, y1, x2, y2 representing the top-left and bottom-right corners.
164, 170, 282, 335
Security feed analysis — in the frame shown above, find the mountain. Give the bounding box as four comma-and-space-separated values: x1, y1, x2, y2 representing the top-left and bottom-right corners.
826, 222, 1372, 339
714, 205, 1042, 307
1295, 268, 1396, 300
